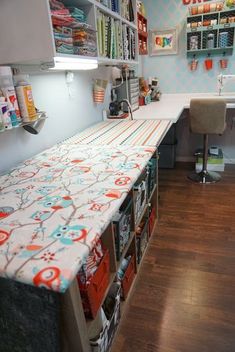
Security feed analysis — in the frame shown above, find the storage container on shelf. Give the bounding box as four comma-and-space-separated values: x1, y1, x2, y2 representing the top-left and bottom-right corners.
90, 322, 109, 352
117, 255, 136, 300
77, 248, 110, 319
89, 283, 121, 352
103, 283, 121, 349
14, 74, 37, 122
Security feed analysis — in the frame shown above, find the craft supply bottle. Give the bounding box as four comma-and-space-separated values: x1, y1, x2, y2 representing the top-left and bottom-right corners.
0, 66, 20, 126
14, 75, 37, 122
0, 98, 12, 130
0, 101, 4, 131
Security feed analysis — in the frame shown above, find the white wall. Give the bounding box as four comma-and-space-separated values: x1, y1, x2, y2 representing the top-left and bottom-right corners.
0, 68, 111, 174
142, 0, 235, 93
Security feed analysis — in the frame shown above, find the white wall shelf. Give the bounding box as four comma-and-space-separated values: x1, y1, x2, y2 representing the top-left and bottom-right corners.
186, 6, 235, 58
0, 112, 47, 134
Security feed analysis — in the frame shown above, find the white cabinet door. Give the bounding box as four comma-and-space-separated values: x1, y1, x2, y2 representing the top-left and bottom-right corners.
0, 0, 55, 65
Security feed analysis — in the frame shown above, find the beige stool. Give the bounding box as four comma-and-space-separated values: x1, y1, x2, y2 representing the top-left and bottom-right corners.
188, 98, 226, 184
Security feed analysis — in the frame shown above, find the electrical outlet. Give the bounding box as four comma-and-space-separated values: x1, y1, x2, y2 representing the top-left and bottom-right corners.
66, 71, 74, 84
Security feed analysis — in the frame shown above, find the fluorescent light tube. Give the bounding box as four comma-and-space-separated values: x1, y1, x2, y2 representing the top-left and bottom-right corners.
50, 56, 98, 71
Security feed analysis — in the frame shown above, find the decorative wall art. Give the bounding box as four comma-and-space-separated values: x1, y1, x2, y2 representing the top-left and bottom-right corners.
149, 28, 178, 56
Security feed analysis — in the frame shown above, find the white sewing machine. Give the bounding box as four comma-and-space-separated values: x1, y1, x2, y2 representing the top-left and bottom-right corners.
217, 74, 235, 95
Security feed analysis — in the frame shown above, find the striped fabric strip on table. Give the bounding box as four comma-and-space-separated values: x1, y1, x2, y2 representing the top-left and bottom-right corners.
72, 120, 172, 147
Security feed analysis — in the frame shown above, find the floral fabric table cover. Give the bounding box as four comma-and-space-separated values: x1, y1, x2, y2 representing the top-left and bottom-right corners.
0, 142, 155, 292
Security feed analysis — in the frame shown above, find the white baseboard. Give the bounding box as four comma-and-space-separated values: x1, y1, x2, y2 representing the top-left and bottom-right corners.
176, 156, 235, 164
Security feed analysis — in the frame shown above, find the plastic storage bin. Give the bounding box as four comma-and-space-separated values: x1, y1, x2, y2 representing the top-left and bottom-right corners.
78, 249, 110, 319
136, 217, 149, 264
113, 196, 132, 261
133, 173, 147, 224
103, 283, 121, 349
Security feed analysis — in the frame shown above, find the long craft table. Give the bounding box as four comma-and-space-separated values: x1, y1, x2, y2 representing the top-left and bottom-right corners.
0, 119, 171, 291
133, 92, 235, 123
0, 119, 172, 352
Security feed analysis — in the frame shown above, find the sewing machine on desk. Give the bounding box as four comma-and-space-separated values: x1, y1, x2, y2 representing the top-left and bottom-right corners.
217, 74, 235, 96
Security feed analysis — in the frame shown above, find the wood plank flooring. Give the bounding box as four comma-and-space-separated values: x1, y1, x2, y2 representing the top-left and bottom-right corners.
111, 163, 235, 352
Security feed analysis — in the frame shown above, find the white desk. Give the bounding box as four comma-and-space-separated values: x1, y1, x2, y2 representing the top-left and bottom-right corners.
133, 93, 235, 123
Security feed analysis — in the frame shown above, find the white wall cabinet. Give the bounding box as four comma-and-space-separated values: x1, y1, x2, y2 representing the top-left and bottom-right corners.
0, 0, 138, 67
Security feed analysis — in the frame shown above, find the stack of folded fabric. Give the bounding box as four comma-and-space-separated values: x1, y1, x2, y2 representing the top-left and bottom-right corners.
50, 0, 74, 54
73, 24, 97, 57
68, 6, 86, 23
53, 26, 74, 54
49, 0, 97, 57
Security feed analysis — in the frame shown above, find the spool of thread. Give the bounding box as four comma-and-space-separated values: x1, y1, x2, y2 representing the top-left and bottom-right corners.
210, 3, 216, 12
191, 6, 198, 15
198, 5, 204, 14
204, 4, 210, 13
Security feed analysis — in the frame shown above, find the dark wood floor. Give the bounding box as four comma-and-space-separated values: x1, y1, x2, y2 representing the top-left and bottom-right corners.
111, 163, 235, 352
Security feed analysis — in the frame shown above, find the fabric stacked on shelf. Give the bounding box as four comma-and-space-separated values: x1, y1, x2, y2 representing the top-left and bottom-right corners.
49, 0, 97, 56
120, 0, 134, 22
68, 6, 86, 22
122, 24, 135, 60
53, 26, 74, 54
97, 10, 123, 60
73, 24, 97, 57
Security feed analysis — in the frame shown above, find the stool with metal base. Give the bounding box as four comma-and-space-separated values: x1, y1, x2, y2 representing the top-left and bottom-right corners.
188, 98, 226, 184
